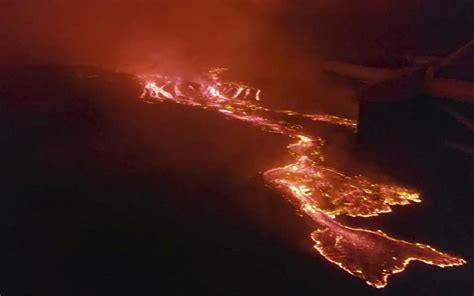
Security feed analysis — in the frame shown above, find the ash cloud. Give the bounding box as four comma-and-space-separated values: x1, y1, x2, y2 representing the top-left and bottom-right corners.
1, 0, 471, 71
0, 1, 289, 72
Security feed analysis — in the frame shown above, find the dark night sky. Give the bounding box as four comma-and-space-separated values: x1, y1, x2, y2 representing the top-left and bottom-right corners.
0, 0, 472, 73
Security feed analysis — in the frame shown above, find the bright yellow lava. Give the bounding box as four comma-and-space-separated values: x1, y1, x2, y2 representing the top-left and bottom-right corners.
139, 70, 466, 288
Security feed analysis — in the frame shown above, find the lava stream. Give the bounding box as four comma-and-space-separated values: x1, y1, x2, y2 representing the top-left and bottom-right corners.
139, 71, 465, 288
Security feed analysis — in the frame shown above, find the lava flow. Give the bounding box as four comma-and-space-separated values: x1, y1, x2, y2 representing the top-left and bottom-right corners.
138, 70, 466, 288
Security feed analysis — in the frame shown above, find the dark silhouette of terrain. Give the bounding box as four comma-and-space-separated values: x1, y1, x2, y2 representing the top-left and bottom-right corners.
0, 66, 471, 295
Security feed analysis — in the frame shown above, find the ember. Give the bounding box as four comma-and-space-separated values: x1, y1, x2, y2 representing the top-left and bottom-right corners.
139, 70, 465, 288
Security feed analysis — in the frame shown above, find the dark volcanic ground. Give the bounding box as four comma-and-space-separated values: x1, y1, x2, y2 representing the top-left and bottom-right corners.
0, 66, 472, 295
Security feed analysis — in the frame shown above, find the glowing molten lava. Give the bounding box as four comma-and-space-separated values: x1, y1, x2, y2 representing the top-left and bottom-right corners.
138, 71, 465, 288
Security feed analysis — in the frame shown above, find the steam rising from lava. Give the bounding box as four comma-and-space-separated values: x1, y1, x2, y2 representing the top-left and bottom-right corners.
139, 70, 465, 288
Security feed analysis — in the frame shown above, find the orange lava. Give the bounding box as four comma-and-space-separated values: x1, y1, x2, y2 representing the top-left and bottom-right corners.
138, 70, 466, 288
